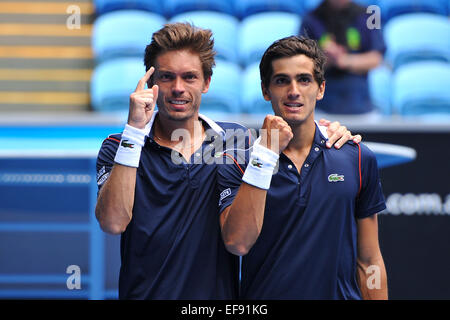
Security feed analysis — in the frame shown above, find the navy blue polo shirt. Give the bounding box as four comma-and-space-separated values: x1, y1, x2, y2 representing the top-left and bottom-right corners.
96, 112, 250, 300
218, 123, 386, 299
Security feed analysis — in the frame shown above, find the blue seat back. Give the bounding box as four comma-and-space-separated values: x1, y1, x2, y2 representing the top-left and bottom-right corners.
94, 0, 165, 16
164, 0, 235, 18
393, 61, 450, 115
384, 13, 450, 69
241, 62, 272, 114
92, 10, 166, 62
368, 63, 393, 115
201, 60, 242, 114
235, 0, 304, 19
169, 11, 240, 63
91, 58, 146, 111
239, 12, 302, 66
379, 0, 449, 22
303, 0, 380, 13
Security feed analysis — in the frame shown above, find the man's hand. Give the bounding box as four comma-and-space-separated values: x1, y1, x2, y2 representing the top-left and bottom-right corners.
323, 40, 347, 67
318, 118, 362, 149
259, 115, 293, 154
127, 67, 159, 129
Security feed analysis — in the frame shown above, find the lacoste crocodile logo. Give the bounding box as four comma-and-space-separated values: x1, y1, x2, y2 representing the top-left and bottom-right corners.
251, 159, 263, 168
328, 173, 344, 182
121, 140, 134, 148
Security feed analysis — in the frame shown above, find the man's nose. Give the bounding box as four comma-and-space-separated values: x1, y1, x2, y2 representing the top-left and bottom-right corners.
172, 77, 185, 95
287, 82, 300, 99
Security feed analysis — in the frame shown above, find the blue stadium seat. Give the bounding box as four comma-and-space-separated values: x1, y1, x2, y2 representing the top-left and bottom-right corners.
303, 0, 380, 13
201, 60, 242, 114
239, 12, 302, 66
352, 0, 380, 6
94, 0, 165, 16
241, 62, 272, 114
235, 0, 304, 19
164, 0, 235, 18
393, 61, 450, 116
92, 10, 166, 62
303, 0, 323, 11
379, 0, 449, 21
384, 13, 450, 69
169, 11, 240, 63
368, 63, 393, 115
91, 58, 146, 111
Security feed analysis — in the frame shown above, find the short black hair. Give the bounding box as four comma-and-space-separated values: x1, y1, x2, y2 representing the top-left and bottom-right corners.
259, 36, 327, 89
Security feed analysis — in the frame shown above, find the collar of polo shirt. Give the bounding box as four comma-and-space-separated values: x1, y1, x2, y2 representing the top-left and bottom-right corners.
144, 111, 226, 143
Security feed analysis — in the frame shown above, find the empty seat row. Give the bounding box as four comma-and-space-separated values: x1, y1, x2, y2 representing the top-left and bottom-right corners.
91, 58, 450, 116
90, 59, 253, 114
92, 10, 301, 66
369, 61, 450, 116
307, 0, 450, 21
384, 13, 450, 69
93, 0, 450, 21
94, 0, 307, 19
93, 10, 450, 70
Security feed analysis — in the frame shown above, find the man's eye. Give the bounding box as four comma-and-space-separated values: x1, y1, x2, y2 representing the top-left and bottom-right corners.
275, 78, 288, 84
159, 74, 172, 80
184, 74, 196, 80
299, 77, 312, 83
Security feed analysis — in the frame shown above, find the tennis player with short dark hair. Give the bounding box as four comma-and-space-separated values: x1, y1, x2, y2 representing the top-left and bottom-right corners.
95, 23, 361, 300
219, 36, 388, 299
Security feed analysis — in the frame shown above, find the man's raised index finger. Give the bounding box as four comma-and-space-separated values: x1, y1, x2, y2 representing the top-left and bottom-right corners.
135, 66, 155, 92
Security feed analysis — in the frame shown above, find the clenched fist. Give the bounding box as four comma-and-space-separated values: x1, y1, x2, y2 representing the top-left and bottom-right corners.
127, 67, 159, 129
259, 115, 293, 154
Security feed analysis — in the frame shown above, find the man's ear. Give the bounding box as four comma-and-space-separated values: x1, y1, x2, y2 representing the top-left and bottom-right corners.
261, 82, 271, 101
317, 81, 326, 101
202, 76, 211, 93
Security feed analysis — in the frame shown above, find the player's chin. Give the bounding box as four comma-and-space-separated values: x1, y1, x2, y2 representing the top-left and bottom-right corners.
166, 108, 197, 122
280, 112, 306, 124
284, 108, 314, 124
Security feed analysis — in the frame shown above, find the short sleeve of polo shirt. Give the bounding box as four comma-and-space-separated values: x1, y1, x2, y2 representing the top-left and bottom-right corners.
355, 143, 386, 219
96, 134, 121, 191
217, 130, 253, 214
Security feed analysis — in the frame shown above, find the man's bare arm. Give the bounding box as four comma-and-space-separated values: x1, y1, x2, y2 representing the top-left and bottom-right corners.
96, 165, 136, 234
337, 51, 383, 75
95, 68, 158, 234
220, 183, 268, 256
356, 214, 388, 300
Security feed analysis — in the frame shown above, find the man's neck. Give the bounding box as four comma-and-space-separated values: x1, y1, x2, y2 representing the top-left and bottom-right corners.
153, 113, 206, 162
154, 113, 204, 143
285, 118, 316, 153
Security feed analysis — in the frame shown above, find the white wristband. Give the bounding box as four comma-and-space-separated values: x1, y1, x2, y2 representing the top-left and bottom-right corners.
242, 139, 279, 190
114, 124, 148, 168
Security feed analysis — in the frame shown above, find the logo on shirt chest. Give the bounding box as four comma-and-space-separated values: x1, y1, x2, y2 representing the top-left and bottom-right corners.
328, 173, 345, 182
